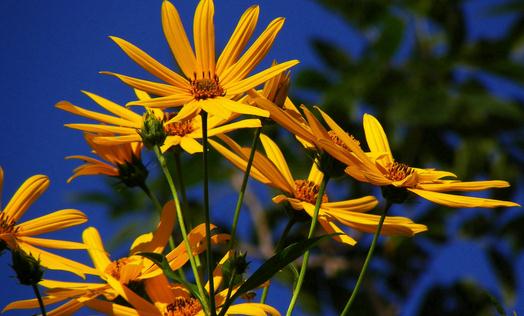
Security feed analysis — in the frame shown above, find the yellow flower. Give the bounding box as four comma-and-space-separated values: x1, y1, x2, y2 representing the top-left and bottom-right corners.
0, 167, 94, 277
321, 113, 520, 208
58, 90, 262, 154
84, 252, 280, 316
3, 202, 229, 315
104, 0, 299, 121
210, 134, 427, 245
66, 133, 146, 187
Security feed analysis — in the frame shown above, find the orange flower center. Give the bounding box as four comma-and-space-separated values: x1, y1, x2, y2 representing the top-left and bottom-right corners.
165, 297, 202, 316
328, 130, 359, 150
386, 162, 414, 181
190, 74, 225, 100
294, 180, 328, 204
164, 119, 194, 137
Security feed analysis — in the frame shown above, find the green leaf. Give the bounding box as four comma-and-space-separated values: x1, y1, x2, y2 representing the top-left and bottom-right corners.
137, 252, 204, 303
230, 234, 339, 303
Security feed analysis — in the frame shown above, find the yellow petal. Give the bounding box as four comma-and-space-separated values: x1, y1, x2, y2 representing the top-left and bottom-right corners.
144, 274, 175, 309
363, 114, 393, 162
102, 71, 190, 97
316, 214, 357, 246
46, 299, 85, 316
93, 134, 142, 146
162, 0, 197, 78
82, 91, 143, 123
110, 36, 188, 88
127, 93, 194, 109
17, 209, 87, 236
85, 299, 143, 316
307, 161, 324, 185
82, 227, 111, 273
17, 236, 86, 250
214, 97, 269, 118
194, 0, 215, 76
259, 134, 295, 188
207, 118, 261, 137
106, 276, 160, 315
130, 200, 176, 254
56, 101, 135, 127
220, 18, 284, 86
224, 60, 299, 96
408, 188, 520, 208
64, 123, 136, 135
180, 137, 204, 154
3, 174, 49, 222
225, 303, 281, 316
322, 196, 378, 213
216, 5, 259, 75
416, 180, 510, 192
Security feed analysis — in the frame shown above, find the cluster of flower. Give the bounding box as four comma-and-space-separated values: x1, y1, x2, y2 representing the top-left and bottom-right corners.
1, 1, 518, 315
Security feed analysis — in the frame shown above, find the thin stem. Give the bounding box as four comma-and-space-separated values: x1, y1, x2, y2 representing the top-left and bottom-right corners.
201, 112, 216, 316
154, 146, 209, 314
286, 175, 330, 316
32, 284, 47, 316
340, 200, 392, 316
228, 126, 262, 249
173, 150, 191, 228
260, 216, 297, 304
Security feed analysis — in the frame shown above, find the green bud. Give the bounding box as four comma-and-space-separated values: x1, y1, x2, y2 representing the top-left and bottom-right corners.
116, 155, 149, 188
11, 249, 44, 285
138, 111, 166, 149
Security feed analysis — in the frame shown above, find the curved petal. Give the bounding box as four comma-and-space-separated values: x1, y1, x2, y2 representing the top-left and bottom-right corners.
194, 0, 215, 76
363, 114, 393, 163
110, 36, 188, 88
82, 227, 111, 273
81, 91, 143, 123
408, 188, 520, 208
56, 101, 136, 127
127, 93, 193, 109
207, 118, 261, 137
102, 71, 190, 97
3, 174, 49, 222
16, 236, 86, 250
85, 299, 142, 316
180, 137, 204, 154
17, 209, 87, 236
225, 303, 281, 316
259, 134, 295, 188
416, 180, 510, 192
130, 200, 176, 254
216, 5, 259, 75
162, 0, 197, 78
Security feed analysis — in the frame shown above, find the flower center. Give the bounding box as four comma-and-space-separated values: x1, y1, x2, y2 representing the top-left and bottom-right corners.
190, 74, 225, 100
328, 130, 359, 150
165, 297, 202, 316
164, 119, 194, 137
294, 180, 328, 204
386, 162, 414, 181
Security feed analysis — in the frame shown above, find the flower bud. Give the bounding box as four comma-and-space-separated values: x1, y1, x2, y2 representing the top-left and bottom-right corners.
11, 249, 44, 285
139, 111, 166, 149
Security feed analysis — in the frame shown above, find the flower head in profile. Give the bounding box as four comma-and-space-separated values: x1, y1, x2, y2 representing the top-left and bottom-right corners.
0, 167, 93, 277
3, 201, 229, 315
104, 0, 299, 121
67, 133, 147, 187
83, 252, 280, 316
210, 134, 427, 245
320, 113, 520, 208
58, 90, 262, 154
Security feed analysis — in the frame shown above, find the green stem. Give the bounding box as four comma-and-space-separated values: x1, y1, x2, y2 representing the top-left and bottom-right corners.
173, 150, 191, 228
286, 175, 330, 316
201, 112, 216, 316
139, 183, 176, 250
154, 146, 209, 314
340, 200, 392, 316
32, 284, 47, 316
228, 126, 262, 249
260, 216, 297, 304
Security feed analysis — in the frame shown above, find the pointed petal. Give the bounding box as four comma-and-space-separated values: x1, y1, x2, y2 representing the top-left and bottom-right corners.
408, 188, 520, 208
110, 36, 188, 88
220, 18, 285, 85
259, 134, 295, 188
363, 114, 393, 162
81, 91, 143, 123
3, 174, 49, 222
224, 60, 299, 96
16, 236, 85, 250
17, 209, 87, 236
162, 0, 197, 78
212, 97, 269, 118
216, 5, 259, 75
85, 299, 142, 316
417, 180, 510, 192
225, 303, 281, 316
316, 215, 357, 246
130, 200, 176, 254
106, 276, 159, 315
56, 101, 136, 127
180, 137, 203, 154
207, 118, 261, 137
307, 161, 324, 185
102, 71, 190, 99
194, 0, 215, 76
322, 196, 378, 213
126, 93, 193, 109
93, 134, 142, 146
